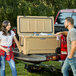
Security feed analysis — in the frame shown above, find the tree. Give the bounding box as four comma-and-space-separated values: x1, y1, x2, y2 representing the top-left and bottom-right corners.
0, 0, 76, 28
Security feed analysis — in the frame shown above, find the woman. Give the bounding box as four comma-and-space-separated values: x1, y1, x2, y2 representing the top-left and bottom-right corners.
0, 20, 21, 76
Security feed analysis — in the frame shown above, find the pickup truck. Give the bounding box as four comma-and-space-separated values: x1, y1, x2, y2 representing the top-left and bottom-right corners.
54, 9, 76, 33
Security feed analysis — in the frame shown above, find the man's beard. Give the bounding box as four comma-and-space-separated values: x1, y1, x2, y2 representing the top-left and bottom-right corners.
65, 25, 68, 29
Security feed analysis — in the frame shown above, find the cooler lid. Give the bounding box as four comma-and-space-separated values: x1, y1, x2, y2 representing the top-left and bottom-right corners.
17, 16, 54, 36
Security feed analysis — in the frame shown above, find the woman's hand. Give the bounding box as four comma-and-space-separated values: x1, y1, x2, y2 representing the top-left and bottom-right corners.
5, 49, 8, 52
5, 48, 10, 55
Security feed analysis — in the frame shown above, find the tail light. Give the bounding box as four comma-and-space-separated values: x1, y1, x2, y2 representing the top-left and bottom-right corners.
60, 35, 67, 60
61, 51, 67, 54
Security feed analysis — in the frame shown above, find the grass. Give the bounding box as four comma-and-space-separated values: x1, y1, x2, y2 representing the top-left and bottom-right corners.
5, 59, 63, 76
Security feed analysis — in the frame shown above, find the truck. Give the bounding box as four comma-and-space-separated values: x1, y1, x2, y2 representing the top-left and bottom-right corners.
54, 9, 76, 33
54, 9, 76, 60
15, 16, 60, 61
12, 9, 76, 71
12, 16, 62, 72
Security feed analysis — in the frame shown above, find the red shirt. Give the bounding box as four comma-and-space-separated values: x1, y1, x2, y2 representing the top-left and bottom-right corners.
0, 46, 14, 61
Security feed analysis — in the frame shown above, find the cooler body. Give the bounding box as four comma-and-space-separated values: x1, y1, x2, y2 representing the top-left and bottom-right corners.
19, 35, 60, 54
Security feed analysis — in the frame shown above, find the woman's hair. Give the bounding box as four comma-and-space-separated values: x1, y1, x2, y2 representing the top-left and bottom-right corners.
1, 20, 11, 36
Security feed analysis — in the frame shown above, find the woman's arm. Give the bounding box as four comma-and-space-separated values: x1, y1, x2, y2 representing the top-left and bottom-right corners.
0, 46, 8, 52
13, 36, 22, 52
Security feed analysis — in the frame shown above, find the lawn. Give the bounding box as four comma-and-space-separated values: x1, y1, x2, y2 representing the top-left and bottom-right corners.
5, 59, 63, 76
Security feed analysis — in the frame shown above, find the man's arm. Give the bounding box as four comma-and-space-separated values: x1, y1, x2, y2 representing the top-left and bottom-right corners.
56, 31, 68, 36
68, 41, 76, 58
68, 31, 76, 58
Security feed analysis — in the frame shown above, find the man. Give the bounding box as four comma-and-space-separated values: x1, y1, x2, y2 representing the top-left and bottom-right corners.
56, 17, 76, 76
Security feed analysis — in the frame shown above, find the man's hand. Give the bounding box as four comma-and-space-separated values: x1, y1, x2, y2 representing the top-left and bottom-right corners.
68, 55, 73, 59
54, 32, 62, 38
55, 32, 62, 36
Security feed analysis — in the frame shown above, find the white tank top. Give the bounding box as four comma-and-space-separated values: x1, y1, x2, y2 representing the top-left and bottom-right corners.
0, 30, 15, 46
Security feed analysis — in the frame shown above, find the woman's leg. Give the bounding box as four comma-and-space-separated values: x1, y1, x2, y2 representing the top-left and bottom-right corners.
1, 56, 5, 76
7, 59, 17, 76
0, 56, 1, 76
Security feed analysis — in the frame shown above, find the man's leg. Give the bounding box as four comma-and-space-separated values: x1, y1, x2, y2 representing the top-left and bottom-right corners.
61, 58, 70, 76
7, 59, 17, 76
68, 57, 76, 76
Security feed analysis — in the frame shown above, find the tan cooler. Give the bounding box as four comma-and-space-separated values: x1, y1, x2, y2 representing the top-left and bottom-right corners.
17, 16, 60, 54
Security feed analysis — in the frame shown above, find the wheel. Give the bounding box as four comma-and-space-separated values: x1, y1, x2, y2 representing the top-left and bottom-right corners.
61, 61, 64, 67
56, 47, 61, 54
24, 64, 45, 73
49, 66, 56, 72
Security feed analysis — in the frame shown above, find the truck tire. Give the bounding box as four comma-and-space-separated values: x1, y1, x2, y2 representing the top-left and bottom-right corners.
56, 47, 61, 54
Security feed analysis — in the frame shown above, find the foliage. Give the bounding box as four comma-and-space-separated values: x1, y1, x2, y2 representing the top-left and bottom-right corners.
5, 60, 62, 76
0, 0, 76, 27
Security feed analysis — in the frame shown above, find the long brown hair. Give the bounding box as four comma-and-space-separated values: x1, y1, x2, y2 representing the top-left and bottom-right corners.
1, 20, 11, 36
